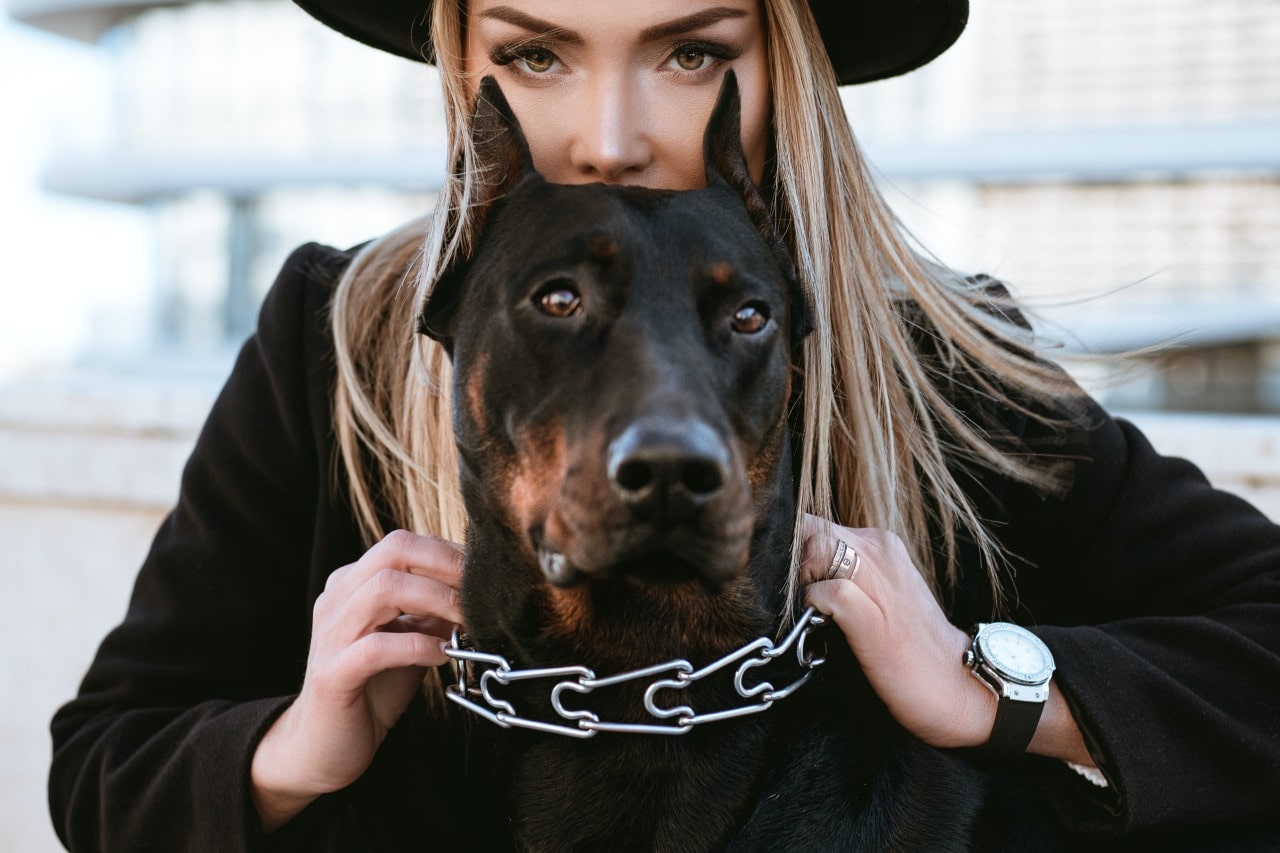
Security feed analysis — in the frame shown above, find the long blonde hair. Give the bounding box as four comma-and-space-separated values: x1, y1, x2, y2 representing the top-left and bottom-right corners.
330, 0, 1077, 622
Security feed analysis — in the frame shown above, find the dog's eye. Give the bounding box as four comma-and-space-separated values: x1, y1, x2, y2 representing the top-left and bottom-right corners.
535, 283, 582, 318
732, 302, 770, 334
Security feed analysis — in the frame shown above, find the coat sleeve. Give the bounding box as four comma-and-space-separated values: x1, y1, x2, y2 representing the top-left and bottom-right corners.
48, 243, 360, 852
1001, 405, 1280, 838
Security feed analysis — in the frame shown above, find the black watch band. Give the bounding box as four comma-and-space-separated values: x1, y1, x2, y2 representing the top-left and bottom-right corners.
986, 696, 1045, 756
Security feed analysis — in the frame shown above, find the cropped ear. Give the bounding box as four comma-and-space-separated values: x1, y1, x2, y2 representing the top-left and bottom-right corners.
788, 270, 815, 349
419, 77, 538, 352
418, 262, 463, 353
471, 75, 539, 218
703, 71, 814, 347
703, 70, 752, 195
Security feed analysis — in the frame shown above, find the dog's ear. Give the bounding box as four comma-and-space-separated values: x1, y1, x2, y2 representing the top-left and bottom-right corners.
788, 271, 815, 349
703, 70, 755, 199
472, 75, 539, 213
703, 72, 814, 347
419, 78, 538, 352
418, 263, 462, 354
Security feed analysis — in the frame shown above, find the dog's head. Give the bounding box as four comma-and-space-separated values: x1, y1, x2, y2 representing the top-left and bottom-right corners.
421, 74, 813, 667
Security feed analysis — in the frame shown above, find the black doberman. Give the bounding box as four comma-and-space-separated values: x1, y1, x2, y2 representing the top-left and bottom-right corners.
418, 75, 1067, 852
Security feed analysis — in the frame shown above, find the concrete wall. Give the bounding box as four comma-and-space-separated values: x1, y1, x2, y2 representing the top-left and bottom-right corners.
1120, 410, 1280, 520
2, 376, 1278, 851
0, 374, 212, 853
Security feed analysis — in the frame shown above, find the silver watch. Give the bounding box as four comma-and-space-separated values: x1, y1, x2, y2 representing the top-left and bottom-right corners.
963, 622, 1055, 755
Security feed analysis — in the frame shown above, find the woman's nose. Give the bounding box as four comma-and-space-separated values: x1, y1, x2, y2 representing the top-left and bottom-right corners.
567, 78, 653, 183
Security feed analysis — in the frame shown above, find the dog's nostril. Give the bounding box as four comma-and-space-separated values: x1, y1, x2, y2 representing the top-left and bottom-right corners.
615, 460, 654, 493
608, 418, 733, 521
614, 457, 721, 496
681, 460, 723, 495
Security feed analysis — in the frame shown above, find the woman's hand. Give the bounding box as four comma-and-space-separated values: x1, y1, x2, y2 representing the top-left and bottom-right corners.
800, 515, 1094, 764
250, 530, 465, 831
800, 517, 994, 749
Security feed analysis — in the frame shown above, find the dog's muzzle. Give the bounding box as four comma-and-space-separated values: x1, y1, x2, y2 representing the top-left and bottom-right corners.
606, 416, 732, 526
535, 415, 750, 589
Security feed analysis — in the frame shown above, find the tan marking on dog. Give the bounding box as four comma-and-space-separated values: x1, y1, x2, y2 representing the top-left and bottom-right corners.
707, 261, 736, 287
465, 351, 490, 436
546, 581, 593, 638
746, 374, 792, 491
463, 352, 529, 548
542, 575, 762, 671
746, 419, 785, 492
509, 417, 568, 543
668, 579, 760, 654
541, 500, 596, 637
587, 232, 617, 262
542, 509, 574, 556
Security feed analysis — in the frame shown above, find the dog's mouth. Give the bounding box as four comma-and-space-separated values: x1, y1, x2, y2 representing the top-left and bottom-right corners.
537, 541, 718, 590
610, 552, 711, 586
516, 514, 768, 672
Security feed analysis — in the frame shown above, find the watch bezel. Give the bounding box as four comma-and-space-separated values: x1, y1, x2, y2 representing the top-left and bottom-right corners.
972, 622, 1055, 687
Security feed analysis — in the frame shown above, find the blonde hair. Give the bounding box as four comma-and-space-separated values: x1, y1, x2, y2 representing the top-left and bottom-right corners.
330, 0, 1078, 625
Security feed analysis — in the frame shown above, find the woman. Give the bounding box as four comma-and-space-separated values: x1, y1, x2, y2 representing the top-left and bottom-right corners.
49, 0, 1280, 850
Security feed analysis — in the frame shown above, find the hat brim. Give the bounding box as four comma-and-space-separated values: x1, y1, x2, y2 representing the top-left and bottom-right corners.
293, 0, 967, 86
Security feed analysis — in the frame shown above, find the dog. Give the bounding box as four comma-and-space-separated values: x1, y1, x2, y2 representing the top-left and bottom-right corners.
417, 74, 1067, 852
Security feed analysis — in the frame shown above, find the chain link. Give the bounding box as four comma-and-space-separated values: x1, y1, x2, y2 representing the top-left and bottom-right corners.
444, 606, 828, 738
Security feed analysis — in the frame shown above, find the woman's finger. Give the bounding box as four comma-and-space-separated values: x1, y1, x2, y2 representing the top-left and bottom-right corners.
327, 530, 464, 590
339, 630, 452, 679
393, 614, 455, 639
318, 569, 463, 643
308, 631, 449, 700
799, 517, 881, 586
316, 530, 465, 620
799, 516, 993, 749
805, 573, 884, 639
365, 530, 467, 583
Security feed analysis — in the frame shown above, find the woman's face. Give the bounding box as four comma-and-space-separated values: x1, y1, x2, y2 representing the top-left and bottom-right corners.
463, 0, 771, 190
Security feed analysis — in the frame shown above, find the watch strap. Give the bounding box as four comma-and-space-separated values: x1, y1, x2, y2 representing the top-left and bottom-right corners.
986, 694, 1045, 756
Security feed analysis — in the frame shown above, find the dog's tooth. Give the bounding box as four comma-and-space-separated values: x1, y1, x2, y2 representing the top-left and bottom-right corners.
539, 548, 576, 587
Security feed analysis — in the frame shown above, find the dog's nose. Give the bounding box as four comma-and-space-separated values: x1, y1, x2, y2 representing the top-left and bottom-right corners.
607, 418, 731, 524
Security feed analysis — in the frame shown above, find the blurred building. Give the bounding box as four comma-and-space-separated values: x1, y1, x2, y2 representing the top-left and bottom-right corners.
844, 0, 1280, 413
4, 3, 1279, 851
3, 5, 451, 850
11, 0, 447, 356
11, 0, 1280, 412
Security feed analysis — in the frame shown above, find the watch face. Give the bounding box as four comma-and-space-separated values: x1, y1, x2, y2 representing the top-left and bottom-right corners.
979, 624, 1055, 685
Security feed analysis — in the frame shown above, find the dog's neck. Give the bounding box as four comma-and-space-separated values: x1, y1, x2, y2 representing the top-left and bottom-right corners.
498, 713, 778, 850
457, 445, 806, 850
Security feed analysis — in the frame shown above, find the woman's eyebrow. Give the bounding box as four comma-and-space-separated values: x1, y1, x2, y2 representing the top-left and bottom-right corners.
476, 7, 582, 44
475, 6, 749, 45
639, 7, 749, 42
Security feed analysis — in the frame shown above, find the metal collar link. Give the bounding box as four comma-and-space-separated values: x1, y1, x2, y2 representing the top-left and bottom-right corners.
444, 606, 829, 738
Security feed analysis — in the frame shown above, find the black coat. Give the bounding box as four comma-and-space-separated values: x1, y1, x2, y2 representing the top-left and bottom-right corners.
48, 243, 1280, 851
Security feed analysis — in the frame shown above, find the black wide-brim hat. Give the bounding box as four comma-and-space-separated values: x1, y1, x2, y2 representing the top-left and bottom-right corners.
294, 0, 968, 85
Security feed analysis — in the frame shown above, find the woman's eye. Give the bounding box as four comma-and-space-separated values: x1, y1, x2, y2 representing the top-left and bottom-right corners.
666, 41, 739, 73
517, 48, 556, 74
535, 285, 581, 318
673, 46, 710, 71
492, 43, 561, 75
732, 302, 770, 334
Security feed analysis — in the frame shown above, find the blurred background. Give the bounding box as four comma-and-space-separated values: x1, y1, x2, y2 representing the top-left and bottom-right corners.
2, 0, 1278, 848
